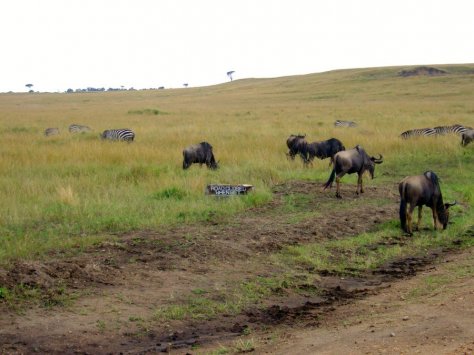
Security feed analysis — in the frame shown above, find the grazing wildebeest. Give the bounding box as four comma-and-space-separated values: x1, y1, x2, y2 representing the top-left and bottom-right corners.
183, 142, 218, 170
461, 129, 474, 146
44, 127, 59, 136
399, 171, 456, 235
307, 138, 345, 165
286, 134, 309, 163
323, 145, 383, 198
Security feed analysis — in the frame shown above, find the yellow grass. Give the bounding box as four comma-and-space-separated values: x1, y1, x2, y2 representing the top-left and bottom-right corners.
1, 64, 473, 262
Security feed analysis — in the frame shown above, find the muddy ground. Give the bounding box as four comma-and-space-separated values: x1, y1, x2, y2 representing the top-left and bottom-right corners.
0, 181, 472, 354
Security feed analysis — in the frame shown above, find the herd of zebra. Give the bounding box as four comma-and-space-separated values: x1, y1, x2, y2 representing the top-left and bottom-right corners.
44, 124, 135, 142
400, 123, 474, 146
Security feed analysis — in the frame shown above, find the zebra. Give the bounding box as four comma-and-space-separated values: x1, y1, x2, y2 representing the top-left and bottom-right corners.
69, 124, 92, 133
44, 127, 60, 136
433, 124, 472, 135
334, 120, 357, 128
461, 129, 474, 146
101, 129, 135, 142
400, 128, 436, 139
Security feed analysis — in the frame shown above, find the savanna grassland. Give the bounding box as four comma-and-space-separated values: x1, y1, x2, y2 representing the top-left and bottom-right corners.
1, 65, 473, 354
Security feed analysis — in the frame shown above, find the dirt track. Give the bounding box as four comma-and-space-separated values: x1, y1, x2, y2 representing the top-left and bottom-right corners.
1, 181, 472, 354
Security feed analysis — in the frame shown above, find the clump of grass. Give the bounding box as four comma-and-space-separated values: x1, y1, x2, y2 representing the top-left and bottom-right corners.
57, 185, 78, 205
152, 187, 187, 200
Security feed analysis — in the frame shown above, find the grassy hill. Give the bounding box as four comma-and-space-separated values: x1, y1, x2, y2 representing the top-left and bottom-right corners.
0, 64, 473, 264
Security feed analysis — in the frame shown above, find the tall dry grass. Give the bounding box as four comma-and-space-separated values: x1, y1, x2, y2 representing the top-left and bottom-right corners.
1, 64, 473, 263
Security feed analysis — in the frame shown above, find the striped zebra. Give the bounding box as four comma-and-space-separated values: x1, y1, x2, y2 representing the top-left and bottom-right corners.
334, 120, 357, 127
101, 128, 135, 142
433, 124, 472, 135
69, 124, 92, 133
44, 127, 59, 136
400, 128, 436, 139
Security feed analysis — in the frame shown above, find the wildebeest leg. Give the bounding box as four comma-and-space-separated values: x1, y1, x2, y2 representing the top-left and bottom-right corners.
415, 206, 422, 231
407, 204, 416, 234
432, 207, 441, 230
357, 174, 364, 194
336, 176, 342, 198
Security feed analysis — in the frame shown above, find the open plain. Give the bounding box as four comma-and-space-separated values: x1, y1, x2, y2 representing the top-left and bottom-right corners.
1, 65, 473, 354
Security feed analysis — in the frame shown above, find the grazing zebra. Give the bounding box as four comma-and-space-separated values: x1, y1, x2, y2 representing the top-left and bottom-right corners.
433, 124, 472, 135
400, 128, 436, 139
101, 129, 135, 142
44, 127, 59, 136
334, 120, 357, 128
461, 129, 474, 146
69, 124, 92, 133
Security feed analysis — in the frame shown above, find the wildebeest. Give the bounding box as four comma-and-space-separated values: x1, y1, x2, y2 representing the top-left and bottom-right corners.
286, 134, 308, 163
307, 138, 345, 165
323, 145, 383, 198
461, 129, 474, 146
182, 142, 218, 170
44, 127, 59, 136
399, 171, 456, 235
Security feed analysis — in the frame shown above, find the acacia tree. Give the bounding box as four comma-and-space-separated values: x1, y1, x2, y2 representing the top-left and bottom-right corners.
25, 83, 34, 91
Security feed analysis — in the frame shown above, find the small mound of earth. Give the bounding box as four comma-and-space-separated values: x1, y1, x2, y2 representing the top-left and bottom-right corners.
398, 66, 447, 77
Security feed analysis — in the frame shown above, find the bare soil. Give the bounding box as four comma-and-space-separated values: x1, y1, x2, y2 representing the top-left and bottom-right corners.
0, 181, 472, 354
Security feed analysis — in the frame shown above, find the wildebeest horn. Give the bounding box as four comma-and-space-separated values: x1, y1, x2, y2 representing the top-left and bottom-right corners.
446, 200, 457, 208
372, 154, 383, 163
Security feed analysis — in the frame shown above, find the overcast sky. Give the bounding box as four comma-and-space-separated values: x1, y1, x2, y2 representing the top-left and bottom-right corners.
1, 0, 473, 92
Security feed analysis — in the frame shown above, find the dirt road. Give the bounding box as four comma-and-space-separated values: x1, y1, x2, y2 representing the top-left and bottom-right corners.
1, 181, 472, 354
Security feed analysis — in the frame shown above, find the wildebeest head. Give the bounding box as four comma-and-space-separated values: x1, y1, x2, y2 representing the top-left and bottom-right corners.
366, 154, 384, 179
438, 201, 457, 229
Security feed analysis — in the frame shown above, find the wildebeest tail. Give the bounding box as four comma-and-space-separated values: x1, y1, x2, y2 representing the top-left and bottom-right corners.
425, 170, 441, 198
323, 169, 336, 189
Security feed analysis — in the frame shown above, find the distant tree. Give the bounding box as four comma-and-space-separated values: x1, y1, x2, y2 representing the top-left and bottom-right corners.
25, 83, 34, 91
227, 71, 235, 81
183, 83, 188, 88
66, 88, 74, 93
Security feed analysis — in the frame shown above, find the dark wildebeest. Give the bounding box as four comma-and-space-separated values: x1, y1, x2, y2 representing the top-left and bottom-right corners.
182, 142, 218, 170
307, 138, 345, 166
461, 129, 474, 146
398, 171, 456, 235
323, 145, 383, 198
286, 134, 309, 163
